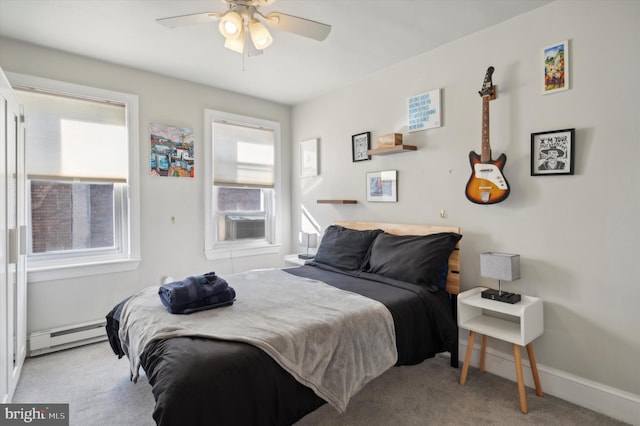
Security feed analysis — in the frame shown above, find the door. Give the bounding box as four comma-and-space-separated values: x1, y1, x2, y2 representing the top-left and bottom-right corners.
1, 67, 27, 403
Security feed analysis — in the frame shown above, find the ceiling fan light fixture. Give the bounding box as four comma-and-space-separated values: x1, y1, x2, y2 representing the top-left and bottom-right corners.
157, 1, 332, 56
219, 10, 243, 39
249, 18, 273, 49
224, 27, 245, 53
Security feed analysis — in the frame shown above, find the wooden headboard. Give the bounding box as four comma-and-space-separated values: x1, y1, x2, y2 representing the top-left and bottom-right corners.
334, 221, 461, 295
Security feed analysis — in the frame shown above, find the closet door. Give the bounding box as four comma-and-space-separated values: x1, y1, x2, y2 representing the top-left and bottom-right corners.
1, 67, 26, 403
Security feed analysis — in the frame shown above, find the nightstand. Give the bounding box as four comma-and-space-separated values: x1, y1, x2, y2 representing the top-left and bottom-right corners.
458, 287, 544, 413
283, 254, 312, 267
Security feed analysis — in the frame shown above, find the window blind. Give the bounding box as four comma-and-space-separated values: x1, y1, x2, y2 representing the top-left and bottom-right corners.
213, 121, 274, 188
17, 89, 128, 182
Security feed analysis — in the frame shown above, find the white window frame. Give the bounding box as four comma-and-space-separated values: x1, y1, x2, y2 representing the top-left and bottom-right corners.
7, 72, 141, 282
204, 109, 282, 260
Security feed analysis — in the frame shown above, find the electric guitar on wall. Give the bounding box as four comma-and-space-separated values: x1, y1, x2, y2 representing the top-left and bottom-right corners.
465, 66, 510, 204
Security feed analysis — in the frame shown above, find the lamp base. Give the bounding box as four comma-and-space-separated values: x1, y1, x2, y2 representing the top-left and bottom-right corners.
481, 288, 521, 304
297, 254, 314, 260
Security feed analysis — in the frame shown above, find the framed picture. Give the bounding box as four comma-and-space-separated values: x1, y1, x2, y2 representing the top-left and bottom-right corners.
352, 132, 371, 162
366, 170, 397, 202
149, 122, 195, 178
543, 40, 569, 94
531, 128, 575, 176
408, 88, 441, 132
300, 139, 318, 177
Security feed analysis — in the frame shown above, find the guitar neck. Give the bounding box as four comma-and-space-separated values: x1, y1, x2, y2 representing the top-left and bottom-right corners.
481, 95, 491, 163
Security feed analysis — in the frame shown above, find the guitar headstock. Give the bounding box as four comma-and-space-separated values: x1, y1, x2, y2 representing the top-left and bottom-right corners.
478, 66, 495, 98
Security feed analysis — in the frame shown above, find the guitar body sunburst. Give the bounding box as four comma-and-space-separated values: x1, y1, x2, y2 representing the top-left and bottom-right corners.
465, 151, 510, 204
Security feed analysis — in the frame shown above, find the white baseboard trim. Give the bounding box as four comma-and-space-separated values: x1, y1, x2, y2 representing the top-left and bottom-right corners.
459, 338, 640, 425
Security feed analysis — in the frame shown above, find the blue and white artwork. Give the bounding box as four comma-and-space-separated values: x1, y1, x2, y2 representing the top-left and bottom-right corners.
408, 89, 441, 132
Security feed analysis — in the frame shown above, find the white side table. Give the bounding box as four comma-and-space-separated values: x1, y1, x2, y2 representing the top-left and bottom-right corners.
457, 287, 544, 413
284, 254, 311, 267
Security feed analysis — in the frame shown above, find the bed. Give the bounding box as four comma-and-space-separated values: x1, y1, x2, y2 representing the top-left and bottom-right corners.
106, 221, 462, 426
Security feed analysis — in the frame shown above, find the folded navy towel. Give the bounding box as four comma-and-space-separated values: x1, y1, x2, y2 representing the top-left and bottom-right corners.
192, 272, 218, 285
158, 273, 234, 314
159, 275, 228, 307
158, 277, 203, 308
202, 277, 230, 297
173, 287, 236, 315
203, 271, 219, 283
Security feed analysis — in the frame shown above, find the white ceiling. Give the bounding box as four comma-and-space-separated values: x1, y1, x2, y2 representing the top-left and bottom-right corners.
0, 0, 551, 105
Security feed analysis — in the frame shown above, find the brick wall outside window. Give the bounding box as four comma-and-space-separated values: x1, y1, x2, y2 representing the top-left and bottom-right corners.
30, 181, 114, 254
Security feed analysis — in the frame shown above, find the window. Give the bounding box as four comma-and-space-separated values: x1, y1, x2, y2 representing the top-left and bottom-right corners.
204, 110, 281, 259
8, 73, 140, 281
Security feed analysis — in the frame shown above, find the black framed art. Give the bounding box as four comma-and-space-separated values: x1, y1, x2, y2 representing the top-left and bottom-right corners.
531, 128, 575, 176
352, 132, 371, 162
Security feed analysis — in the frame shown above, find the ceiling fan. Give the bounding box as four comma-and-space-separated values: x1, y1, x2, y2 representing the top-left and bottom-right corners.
156, 0, 332, 56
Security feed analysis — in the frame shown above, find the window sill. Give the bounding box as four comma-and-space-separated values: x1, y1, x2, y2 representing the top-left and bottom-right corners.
204, 243, 282, 260
27, 258, 141, 283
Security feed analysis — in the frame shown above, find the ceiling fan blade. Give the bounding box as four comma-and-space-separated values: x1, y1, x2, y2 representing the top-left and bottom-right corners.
156, 12, 222, 28
264, 12, 331, 41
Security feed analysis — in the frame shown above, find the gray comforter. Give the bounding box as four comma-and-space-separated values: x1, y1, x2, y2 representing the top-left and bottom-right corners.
118, 268, 397, 412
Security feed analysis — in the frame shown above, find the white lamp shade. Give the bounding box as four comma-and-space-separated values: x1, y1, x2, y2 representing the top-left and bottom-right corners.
219, 11, 243, 39
480, 252, 520, 281
224, 29, 245, 53
249, 19, 273, 49
298, 232, 318, 249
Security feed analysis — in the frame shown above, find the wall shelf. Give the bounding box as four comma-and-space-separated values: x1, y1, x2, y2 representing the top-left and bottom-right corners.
317, 200, 357, 204
367, 145, 417, 155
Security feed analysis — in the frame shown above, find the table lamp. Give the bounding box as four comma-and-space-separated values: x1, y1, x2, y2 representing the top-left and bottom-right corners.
298, 232, 318, 260
480, 252, 521, 303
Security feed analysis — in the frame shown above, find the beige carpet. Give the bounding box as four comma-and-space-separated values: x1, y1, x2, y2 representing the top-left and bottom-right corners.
12, 342, 626, 426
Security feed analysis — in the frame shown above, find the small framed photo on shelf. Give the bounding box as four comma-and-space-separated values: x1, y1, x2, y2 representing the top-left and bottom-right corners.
366, 170, 397, 202
352, 132, 371, 162
531, 128, 575, 176
543, 40, 569, 94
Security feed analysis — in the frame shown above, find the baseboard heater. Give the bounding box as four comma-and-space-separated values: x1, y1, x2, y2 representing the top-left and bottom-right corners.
29, 319, 107, 356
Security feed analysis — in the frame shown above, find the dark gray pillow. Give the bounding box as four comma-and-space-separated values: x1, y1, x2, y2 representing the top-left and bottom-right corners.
365, 232, 462, 287
313, 225, 383, 271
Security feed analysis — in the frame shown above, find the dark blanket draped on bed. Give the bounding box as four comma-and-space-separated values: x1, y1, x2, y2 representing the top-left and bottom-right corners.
287, 263, 456, 364
106, 264, 457, 426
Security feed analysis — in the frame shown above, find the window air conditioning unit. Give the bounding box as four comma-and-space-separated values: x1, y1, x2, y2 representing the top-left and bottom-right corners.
225, 215, 265, 240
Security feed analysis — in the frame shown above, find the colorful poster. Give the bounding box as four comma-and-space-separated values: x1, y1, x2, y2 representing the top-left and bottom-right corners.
543, 40, 569, 94
149, 123, 194, 178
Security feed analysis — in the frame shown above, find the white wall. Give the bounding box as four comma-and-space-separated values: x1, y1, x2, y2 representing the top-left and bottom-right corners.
0, 38, 293, 334
291, 0, 640, 405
